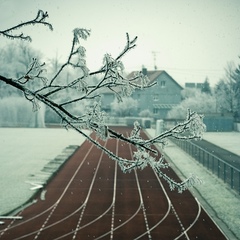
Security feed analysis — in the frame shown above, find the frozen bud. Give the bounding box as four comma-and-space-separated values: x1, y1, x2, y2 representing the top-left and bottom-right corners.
73, 28, 91, 43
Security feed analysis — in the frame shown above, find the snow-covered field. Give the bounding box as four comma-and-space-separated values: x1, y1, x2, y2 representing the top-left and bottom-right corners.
203, 132, 240, 156
0, 128, 90, 215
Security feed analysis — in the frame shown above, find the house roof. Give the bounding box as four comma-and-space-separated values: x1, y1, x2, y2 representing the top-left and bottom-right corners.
127, 69, 183, 90
127, 70, 163, 82
98, 69, 183, 95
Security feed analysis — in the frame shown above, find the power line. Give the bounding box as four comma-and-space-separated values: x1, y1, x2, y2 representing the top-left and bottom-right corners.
163, 67, 224, 73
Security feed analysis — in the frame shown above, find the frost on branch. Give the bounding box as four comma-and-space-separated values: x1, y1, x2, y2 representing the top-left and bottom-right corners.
17, 58, 47, 86
114, 111, 205, 192
0, 10, 53, 42
130, 121, 142, 141
0, 10, 206, 193
73, 28, 91, 42
83, 101, 108, 140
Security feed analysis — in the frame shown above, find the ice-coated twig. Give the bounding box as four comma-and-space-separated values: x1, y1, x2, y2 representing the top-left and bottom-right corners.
0, 10, 206, 192
0, 10, 53, 42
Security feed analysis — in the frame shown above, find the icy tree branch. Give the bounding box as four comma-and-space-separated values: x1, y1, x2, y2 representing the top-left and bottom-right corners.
0, 10, 53, 42
0, 10, 206, 192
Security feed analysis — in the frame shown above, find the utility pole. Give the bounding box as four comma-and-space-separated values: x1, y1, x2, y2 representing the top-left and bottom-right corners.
152, 51, 161, 70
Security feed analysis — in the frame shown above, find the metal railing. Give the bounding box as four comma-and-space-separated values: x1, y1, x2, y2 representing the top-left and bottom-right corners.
171, 138, 240, 194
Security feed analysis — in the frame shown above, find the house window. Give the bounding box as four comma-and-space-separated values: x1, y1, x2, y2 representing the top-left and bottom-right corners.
153, 108, 158, 114
160, 80, 166, 88
153, 94, 159, 101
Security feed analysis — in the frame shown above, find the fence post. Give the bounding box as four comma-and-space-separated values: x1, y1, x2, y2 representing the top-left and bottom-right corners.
207, 153, 210, 170
230, 168, 234, 190
224, 163, 226, 183
239, 172, 240, 195
212, 155, 214, 173
193, 144, 195, 158
203, 151, 205, 167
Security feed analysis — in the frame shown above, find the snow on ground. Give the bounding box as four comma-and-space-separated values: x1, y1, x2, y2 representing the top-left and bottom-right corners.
203, 132, 240, 156
0, 128, 90, 215
146, 129, 240, 240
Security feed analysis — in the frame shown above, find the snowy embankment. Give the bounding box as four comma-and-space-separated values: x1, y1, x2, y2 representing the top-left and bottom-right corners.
145, 129, 240, 240
0, 128, 90, 215
203, 132, 240, 156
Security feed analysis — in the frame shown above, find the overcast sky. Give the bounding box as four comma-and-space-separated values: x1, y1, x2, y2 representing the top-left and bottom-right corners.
1, 0, 240, 86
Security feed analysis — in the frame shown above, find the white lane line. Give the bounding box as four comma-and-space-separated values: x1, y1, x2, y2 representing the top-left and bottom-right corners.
30, 140, 115, 240
34, 203, 58, 240
87, 135, 143, 239
0, 211, 23, 239
100, 131, 159, 239
127, 139, 152, 240
174, 198, 201, 240
9, 140, 96, 240
94, 138, 143, 240
144, 149, 201, 239
71, 140, 109, 240
33, 141, 96, 240
129, 132, 172, 239
76, 139, 119, 240
110, 140, 118, 240
0, 216, 22, 220
134, 170, 152, 240
72, 204, 86, 240
73, 130, 202, 239
171, 204, 190, 240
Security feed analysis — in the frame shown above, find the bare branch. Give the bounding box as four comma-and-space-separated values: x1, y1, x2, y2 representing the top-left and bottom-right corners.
0, 10, 53, 42
0, 10, 206, 192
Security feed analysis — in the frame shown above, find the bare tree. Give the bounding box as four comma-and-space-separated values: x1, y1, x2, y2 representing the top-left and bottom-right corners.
201, 77, 212, 95
230, 60, 240, 120
167, 89, 217, 119
215, 62, 239, 118
0, 10, 206, 192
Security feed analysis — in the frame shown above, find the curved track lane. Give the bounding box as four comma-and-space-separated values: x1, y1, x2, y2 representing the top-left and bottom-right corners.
0, 127, 227, 239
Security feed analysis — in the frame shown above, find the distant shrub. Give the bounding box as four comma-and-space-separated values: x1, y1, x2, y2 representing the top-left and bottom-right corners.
0, 97, 45, 127
139, 109, 152, 118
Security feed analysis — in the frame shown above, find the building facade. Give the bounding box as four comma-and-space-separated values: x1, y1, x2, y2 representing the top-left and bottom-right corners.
101, 68, 183, 120
130, 69, 183, 119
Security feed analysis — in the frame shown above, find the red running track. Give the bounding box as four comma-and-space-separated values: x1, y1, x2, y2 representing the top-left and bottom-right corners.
0, 127, 227, 239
